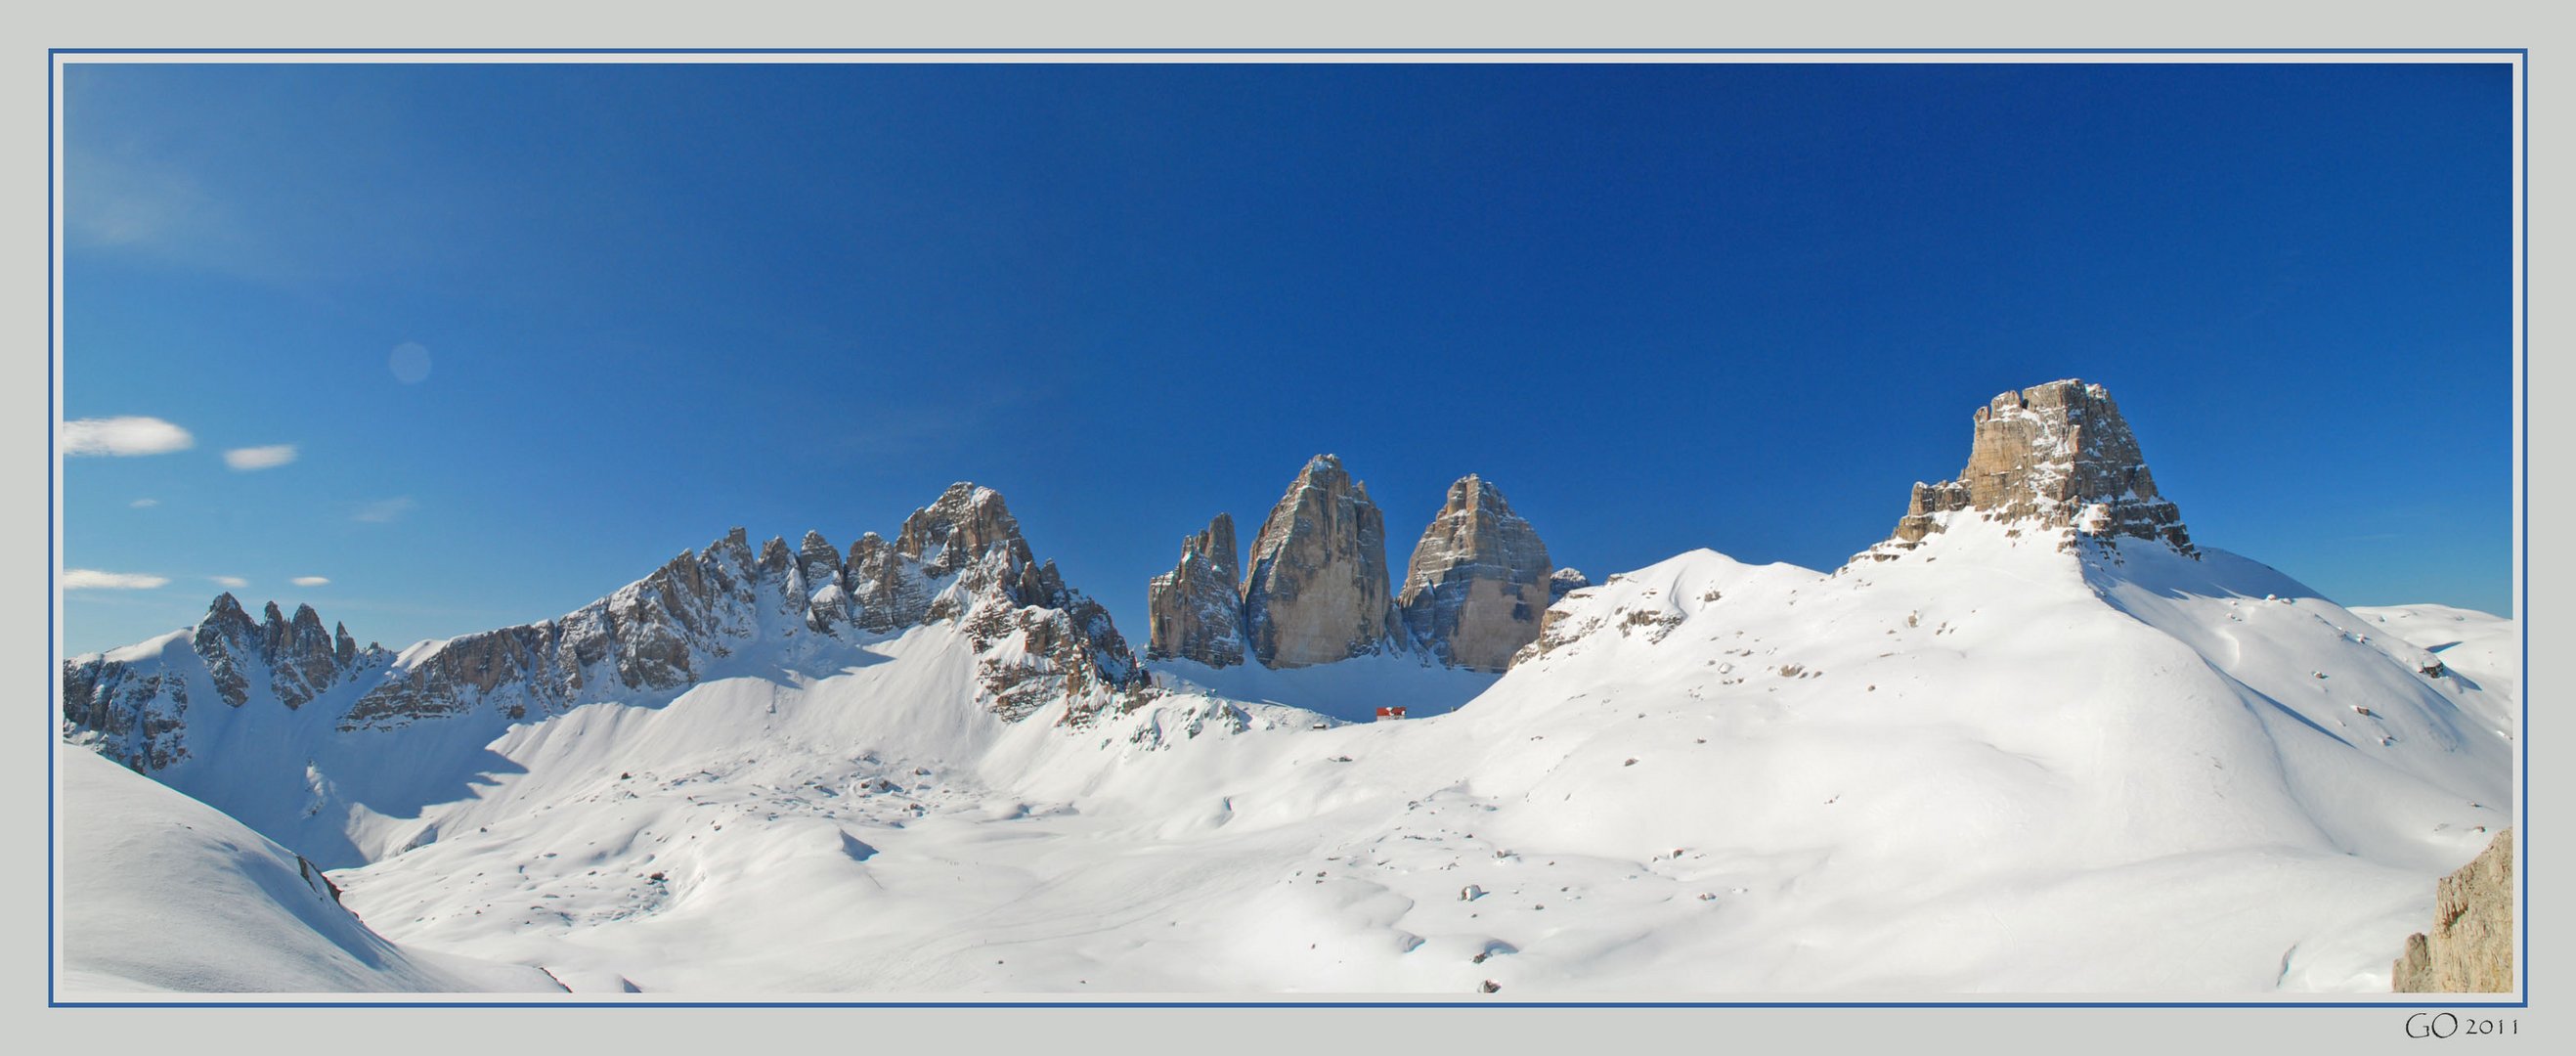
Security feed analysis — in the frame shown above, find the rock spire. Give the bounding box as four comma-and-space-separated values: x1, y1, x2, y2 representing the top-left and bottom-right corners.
1144, 512, 1247, 668
1240, 455, 1404, 669
1396, 475, 1553, 672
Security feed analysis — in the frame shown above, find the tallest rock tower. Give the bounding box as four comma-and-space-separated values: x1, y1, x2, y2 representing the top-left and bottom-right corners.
1240, 455, 1404, 669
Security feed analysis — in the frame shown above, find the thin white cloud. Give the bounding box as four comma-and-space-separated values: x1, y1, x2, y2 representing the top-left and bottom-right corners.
352, 497, 416, 523
210, 576, 248, 589
63, 417, 194, 457
224, 444, 299, 471
129, 498, 159, 508
290, 576, 330, 588
65, 569, 169, 590
68, 148, 216, 251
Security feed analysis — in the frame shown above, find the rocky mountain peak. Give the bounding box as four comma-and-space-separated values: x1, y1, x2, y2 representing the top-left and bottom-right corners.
757, 536, 795, 576
799, 530, 838, 559
327, 482, 1140, 733
198, 593, 257, 641
796, 530, 851, 632
70, 483, 1157, 773
1145, 512, 1247, 668
69, 593, 385, 768
1241, 454, 1403, 669
897, 483, 1036, 578
1398, 474, 1553, 672
1868, 378, 2197, 560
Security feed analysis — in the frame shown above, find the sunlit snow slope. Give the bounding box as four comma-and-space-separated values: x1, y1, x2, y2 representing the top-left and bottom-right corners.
55, 744, 558, 995
295, 521, 2512, 995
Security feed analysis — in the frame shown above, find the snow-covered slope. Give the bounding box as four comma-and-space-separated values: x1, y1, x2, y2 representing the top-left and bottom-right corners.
299, 523, 2509, 994
1146, 652, 1497, 724
54, 380, 2516, 996
60, 483, 1147, 870
2349, 604, 2519, 714
55, 744, 558, 995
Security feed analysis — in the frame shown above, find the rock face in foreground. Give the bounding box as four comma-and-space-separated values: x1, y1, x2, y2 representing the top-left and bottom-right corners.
1144, 512, 1247, 668
2394, 829, 2515, 992
64, 483, 1152, 772
1865, 379, 2196, 560
1397, 475, 1553, 672
1240, 455, 1406, 669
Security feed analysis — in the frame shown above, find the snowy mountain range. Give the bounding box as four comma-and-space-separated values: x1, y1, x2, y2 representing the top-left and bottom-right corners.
56, 379, 2516, 996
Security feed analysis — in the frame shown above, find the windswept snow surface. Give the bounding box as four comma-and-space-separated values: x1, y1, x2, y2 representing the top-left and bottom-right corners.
2349, 604, 2519, 713
54, 744, 557, 995
65, 524, 2516, 996
1145, 652, 1498, 723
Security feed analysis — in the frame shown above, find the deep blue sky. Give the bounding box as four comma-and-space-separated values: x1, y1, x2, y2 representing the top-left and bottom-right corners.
60, 62, 2513, 655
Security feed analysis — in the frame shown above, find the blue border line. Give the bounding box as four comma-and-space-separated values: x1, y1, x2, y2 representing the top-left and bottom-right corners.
42, 998, 2535, 1009
43, 47, 2532, 56
46, 49, 59, 1011
41, 46, 2534, 1012
2518, 48, 2531, 1003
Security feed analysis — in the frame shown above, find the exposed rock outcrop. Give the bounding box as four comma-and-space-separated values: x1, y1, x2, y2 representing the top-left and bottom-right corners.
1398, 475, 1552, 673
1863, 379, 2196, 561
64, 593, 387, 770
2394, 829, 2515, 992
1240, 455, 1405, 669
1145, 512, 1247, 668
796, 530, 851, 632
263, 602, 345, 710
1549, 567, 1592, 605
64, 483, 1153, 771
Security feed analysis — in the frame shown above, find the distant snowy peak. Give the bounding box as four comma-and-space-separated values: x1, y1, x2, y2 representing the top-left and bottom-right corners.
1862, 378, 2196, 563
64, 594, 394, 770
64, 483, 1151, 771
351, 482, 1147, 728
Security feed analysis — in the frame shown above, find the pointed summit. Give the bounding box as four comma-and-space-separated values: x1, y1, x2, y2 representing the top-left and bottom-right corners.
1145, 512, 1246, 668
1241, 455, 1402, 669
1398, 475, 1553, 672
1869, 379, 2196, 560
897, 483, 1037, 577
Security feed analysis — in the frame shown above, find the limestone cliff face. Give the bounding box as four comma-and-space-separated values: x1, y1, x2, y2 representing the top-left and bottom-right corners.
1397, 475, 1552, 673
1863, 379, 2196, 561
2394, 829, 2515, 992
1145, 512, 1247, 668
1241, 455, 1404, 669
64, 484, 1153, 771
